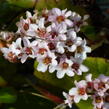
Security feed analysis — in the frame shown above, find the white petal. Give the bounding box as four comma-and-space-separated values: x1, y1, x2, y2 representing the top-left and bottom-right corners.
58, 23, 67, 33
74, 96, 81, 103
77, 69, 82, 75
62, 9, 67, 15
68, 30, 76, 39
59, 34, 66, 40
21, 54, 28, 63
37, 63, 48, 72
49, 66, 56, 73
66, 70, 74, 77
26, 11, 32, 18
56, 44, 65, 54
56, 70, 65, 79
16, 38, 22, 46
81, 94, 88, 100
63, 92, 68, 98
68, 45, 76, 52
76, 80, 87, 87
65, 11, 72, 17
85, 46, 91, 53
82, 52, 87, 60
65, 19, 73, 26
31, 40, 38, 46
85, 74, 92, 82
76, 37, 82, 45
38, 18, 45, 28
52, 8, 61, 16
69, 88, 78, 95
80, 65, 89, 72
23, 37, 30, 47
51, 59, 57, 66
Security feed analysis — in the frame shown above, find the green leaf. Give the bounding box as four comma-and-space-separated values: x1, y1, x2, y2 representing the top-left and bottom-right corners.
7, 0, 35, 8
77, 98, 93, 109
83, 57, 109, 78
0, 88, 17, 103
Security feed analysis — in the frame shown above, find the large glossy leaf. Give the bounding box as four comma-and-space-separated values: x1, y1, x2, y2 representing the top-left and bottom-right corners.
77, 98, 93, 109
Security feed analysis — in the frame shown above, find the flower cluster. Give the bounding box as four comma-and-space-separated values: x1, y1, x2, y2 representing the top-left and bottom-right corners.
63, 74, 109, 109
0, 8, 91, 79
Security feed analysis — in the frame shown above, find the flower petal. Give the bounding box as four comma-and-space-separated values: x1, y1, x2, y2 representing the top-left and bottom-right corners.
56, 70, 65, 79
37, 63, 48, 72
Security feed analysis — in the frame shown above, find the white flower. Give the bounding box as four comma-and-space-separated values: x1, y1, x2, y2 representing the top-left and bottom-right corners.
93, 75, 109, 96
0, 31, 14, 42
37, 52, 57, 72
63, 92, 73, 108
55, 58, 74, 79
48, 8, 73, 26
20, 37, 37, 63
47, 23, 67, 41
75, 39, 91, 60
10, 38, 22, 56
16, 17, 31, 35
71, 12, 89, 32
34, 40, 50, 59
92, 95, 104, 109
71, 58, 89, 75
65, 30, 82, 52
1, 38, 22, 62
69, 80, 88, 103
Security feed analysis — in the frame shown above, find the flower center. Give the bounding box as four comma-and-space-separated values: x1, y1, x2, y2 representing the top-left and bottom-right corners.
8, 52, 17, 62
72, 63, 79, 71
8, 52, 15, 58
62, 62, 69, 69
51, 31, 58, 38
23, 23, 29, 31
98, 82, 105, 89
48, 43, 55, 50
25, 47, 32, 55
56, 15, 65, 23
78, 88, 86, 95
66, 40, 74, 47
38, 48, 47, 55
95, 96, 102, 103
37, 28, 46, 38
77, 46, 83, 53
43, 57, 52, 65
76, 21, 83, 27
